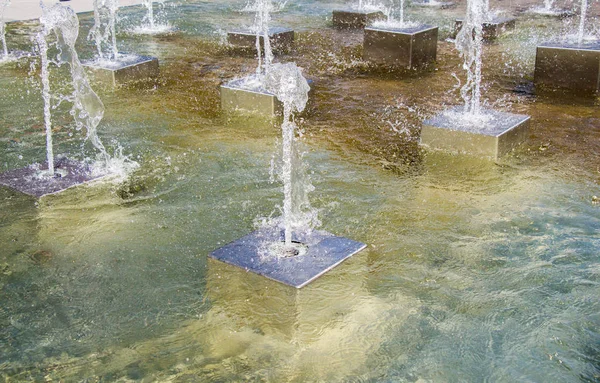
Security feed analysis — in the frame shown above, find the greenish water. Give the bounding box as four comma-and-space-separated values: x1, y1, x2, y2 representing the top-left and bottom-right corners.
0, 1, 599, 382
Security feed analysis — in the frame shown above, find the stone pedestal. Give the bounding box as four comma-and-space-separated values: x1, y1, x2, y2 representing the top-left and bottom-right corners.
0, 156, 109, 198
453, 17, 516, 40
534, 42, 600, 96
227, 27, 294, 53
421, 108, 530, 160
363, 25, 438, 69
332, 9, 386, 29
84, 54, 159, 87
207, 230, 367, 342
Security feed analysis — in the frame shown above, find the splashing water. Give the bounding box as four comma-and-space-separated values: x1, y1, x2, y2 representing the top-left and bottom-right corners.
544, 0, 555, 11
454, 0, 486, 119
578, 0, 588, 45
370, 0, 420, 29
264, 63, 319, 251
353, 0, 387, 13
246, 0, 275, 79
89, 0, 119, 62
37, 4, 137, 177
0, 0, 9, 58
132, 0, 172, 35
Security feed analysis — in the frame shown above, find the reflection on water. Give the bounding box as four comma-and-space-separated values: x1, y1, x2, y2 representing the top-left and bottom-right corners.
0, 0, 599, 382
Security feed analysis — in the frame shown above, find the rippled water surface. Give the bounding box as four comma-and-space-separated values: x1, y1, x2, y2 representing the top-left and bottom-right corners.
0, 0, 599, 381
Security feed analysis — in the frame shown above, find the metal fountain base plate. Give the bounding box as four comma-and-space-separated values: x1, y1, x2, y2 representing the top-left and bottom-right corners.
227, 27, 295, 53
220, 76, 281, 117
209, 228, 367, 288
0, 156, 109, 198
534, 42, 600, 96
421, 107, 530, 160
332, 9, 386, 29
453, 17, 516, 40
83, 54, 159, 87
363, 24, 438, 69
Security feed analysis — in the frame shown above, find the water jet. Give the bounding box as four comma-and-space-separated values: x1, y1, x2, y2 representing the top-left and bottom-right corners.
332, 0, 386, 29
453, 0, 515, 41
212, 63, 366, 288
0, 4, 137, 197
83, 0, 159, 87
221, 0, 285, 117
363, 0, 438, 69
534, 0, 600, 96
421, 0, 529, 159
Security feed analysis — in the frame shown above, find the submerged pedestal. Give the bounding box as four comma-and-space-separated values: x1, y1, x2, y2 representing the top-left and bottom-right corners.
84, 54, 159, 87
220, 77, 282, 117
332, 9, 386, 29
209, 228, 366, 288
454, 17, 516, 40
363, 25, 438, 69
227, 27, 294, 53
534, 42, 600, 96
0, 156, 108, 198
421, 108, 530, 160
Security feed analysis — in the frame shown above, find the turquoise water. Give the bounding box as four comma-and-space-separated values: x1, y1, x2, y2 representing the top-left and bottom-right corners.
0, 0, 599, 381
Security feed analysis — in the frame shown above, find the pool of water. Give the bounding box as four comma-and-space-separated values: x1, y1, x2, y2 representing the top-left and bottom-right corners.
0, 0, 599, 381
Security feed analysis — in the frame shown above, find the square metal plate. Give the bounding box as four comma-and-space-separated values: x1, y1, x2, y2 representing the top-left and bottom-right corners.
209, 228, 367, 288
0, 156, 108, 198
421, 107, 530, 159
83, 54, 159, 86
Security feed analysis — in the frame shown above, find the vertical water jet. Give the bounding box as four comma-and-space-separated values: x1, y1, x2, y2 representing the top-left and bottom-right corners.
211, 63, 366, 288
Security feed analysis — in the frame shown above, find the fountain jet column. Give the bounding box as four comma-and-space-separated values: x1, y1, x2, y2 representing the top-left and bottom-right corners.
534, 0, 600, 96
420, 0, 530, 159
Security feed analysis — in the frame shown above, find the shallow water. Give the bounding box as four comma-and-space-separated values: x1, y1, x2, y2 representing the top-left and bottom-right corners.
0, 0, 599, 382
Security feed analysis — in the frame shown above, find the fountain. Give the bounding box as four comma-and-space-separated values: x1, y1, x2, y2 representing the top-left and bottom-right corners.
363, 0, 438, 69
528, 0, 573, 17
0, 4, 137, 197
221, 0, 292, 117
453, 0, 516, 40
0, 0, 30, 63
227, 0, 294, 55
421, 0, 530, 159
131, 0, 174, 35
83, 0, 159, 87
534, 0, 600, 95
0, 0, 9, 60
212, 63, 366, 288
412, 0, 455, 10
332, 0, 387, 29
